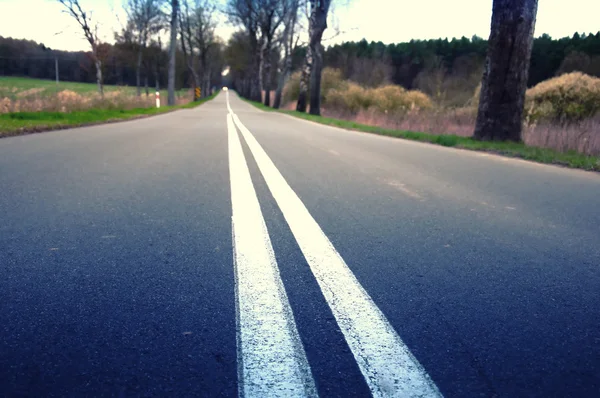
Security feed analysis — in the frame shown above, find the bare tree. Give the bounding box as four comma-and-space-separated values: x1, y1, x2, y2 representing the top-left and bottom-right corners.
125, 0, 163, 96
256, 0, 287, 106
273, 0, 301, 109
296, 0, 331, 115
226, 0, 261, 101
167, 0, 179, 105
473, 0, 538, 141
180, 0, 201, 97
193, 0, 217, 98
57, 0, 104, 96
179, 0, 217, 100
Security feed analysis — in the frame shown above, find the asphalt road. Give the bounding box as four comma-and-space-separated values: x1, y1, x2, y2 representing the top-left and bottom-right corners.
1, 91, 599, 397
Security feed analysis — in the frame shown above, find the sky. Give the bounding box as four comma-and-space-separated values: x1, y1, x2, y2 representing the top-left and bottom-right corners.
0, 0, 599, 52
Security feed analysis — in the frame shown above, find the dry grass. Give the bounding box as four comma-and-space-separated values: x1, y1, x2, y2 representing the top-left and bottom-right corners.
322, 107, 476, 137
316, 106, 600, 156
0, 89, 192, 114
523, 116, 600, 156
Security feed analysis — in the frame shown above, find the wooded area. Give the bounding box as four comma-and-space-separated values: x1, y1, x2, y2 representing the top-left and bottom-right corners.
3, 32, 598, 97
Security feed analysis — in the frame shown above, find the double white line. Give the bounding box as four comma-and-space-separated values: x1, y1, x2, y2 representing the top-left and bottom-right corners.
227, 92, 441, 398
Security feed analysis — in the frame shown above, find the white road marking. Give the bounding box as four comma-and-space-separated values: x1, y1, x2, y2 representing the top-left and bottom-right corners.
228, 97, 442, 397
227, 113, 317, 398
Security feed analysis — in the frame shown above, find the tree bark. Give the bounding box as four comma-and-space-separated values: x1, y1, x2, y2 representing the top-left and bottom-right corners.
307, 0, 330, 116
94, 58, 104, 97
473, 0, 538, 141
168, 0, 179, 106
296, 45, 311, 112
273, 64, 288, 109
309, 41, 323, 115
263, 39, 272, 107
136, 49, 143, 96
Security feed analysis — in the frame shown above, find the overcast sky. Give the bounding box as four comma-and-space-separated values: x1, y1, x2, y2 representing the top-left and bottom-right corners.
0, 0, 598, 52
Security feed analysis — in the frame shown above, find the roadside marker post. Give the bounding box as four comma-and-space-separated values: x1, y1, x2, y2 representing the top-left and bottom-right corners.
155, 91, 160, 108
195, 87, 201, 100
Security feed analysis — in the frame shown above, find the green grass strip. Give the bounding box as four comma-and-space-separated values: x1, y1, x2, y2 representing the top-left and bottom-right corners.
0, 91, 219, 138
242, 98, 600, 172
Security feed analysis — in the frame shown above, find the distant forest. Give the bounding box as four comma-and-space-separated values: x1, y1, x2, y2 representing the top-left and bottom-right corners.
2, 32, 599, 91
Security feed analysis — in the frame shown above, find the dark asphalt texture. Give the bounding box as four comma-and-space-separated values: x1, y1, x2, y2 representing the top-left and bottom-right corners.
1, 92, 600, 397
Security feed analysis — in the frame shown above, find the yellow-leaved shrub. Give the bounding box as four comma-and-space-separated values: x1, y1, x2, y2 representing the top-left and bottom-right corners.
526, 72, 600, 122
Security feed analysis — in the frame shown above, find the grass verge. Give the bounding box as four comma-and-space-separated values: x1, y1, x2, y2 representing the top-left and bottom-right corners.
243, 98, 600, 172
0, 91, 218, 138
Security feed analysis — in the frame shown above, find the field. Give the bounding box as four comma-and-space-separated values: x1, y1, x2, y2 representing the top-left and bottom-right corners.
0, 77, 214, 137
0, 76, 188, 102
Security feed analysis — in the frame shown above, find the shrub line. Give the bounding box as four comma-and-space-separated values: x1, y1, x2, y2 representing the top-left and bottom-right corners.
242, 98, 600, 172
0, 91, 219, 138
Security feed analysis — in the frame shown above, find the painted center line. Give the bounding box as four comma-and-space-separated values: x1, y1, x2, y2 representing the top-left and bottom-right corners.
228, 93, 441, 398
227, 110, 317, 398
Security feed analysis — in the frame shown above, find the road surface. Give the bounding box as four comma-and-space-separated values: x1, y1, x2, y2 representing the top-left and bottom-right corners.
1, 92, 599, 397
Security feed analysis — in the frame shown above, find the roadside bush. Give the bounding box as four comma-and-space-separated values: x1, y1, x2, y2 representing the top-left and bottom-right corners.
282, 68, 348, 106
369, 85, 433, 114
526, 72, 600, 122
324, 83, 433, 115
282, 71, 301, 104
470, 72, 600, 123
326, 83, 373, 113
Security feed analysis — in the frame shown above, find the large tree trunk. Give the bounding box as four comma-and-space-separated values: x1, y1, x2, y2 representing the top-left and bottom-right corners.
473, 0, 538, 141
296, 45, 311, 112
136, 49, 143, 96
167, 0, 179, 106
258, 37, 266, 102
307, 0, 330, 116
309, 42, 324, 115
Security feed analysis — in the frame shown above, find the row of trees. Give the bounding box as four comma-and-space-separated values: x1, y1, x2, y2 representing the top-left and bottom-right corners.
3, 0, 597, 141
224, 0, 596, 141
3, 31, 596, 99
51, 0, 225, 104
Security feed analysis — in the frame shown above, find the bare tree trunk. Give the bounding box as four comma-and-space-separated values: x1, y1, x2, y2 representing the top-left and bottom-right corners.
202, 72, 210, 98
273, 63, 288, 109
309, 41, 323, 115
274, 44, 291, 109
296, 46, 311, 112
274, 0, 297, 110
473, 0, 538, 141
307, 0, 330, 116
258, 36, 267, 103
94, 58, 104, 97
144, 75, 149, 96
168, 0, 179, 106
250, 55, 261, 102
263, 40, 272, 107
136, 49, 143, 96
154, 62, 160, 91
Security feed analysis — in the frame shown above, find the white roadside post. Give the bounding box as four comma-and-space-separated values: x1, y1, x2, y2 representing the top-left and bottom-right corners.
155, 91, 160, 108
